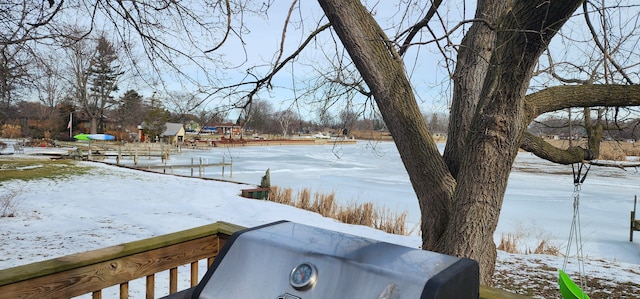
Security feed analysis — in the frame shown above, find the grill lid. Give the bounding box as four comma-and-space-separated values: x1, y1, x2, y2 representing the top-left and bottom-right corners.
193, 221, 478, 299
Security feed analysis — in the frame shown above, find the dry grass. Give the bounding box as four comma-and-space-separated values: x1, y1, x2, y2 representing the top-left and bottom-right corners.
269, 186, 409, 235
530, 240, 561, 256
0, 184, 24, 217
497, 232, 561, 256
497, 233, 520, 254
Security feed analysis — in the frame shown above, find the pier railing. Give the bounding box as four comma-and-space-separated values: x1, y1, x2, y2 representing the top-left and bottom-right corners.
0, 221, 528, 299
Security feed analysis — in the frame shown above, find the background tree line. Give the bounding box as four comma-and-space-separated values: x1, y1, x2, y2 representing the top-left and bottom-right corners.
0, 83, 450, 140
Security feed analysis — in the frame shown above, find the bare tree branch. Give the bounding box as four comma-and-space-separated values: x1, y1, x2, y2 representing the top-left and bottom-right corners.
26, 0, 64, 27
205, 0, 232, 53
206, 22, 332, 111
520, 131, 594, 164
583, 1, 634, 84
525, 84, 640, 119
398, 0, 443, 56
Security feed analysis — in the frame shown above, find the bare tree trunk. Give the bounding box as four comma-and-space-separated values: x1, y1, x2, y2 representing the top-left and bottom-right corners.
444, 0, 584, 283
317, 0, 456, 252
318, 0, 583, 285
90, 117, 98, 134
443, 0, 509, 178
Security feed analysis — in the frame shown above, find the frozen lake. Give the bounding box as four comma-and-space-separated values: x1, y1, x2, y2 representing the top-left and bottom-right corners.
111, 140, 640, 264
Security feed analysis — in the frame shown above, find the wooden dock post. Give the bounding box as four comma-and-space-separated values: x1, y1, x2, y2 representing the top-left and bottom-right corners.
117, 144, 121, 165
632, 195, 638, 242
222, 156, 226, 177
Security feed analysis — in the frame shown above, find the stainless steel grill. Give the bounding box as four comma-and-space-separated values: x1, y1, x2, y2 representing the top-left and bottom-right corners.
190, 221, 478, 299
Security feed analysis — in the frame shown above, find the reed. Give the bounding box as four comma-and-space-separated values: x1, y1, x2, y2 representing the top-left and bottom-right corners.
268, 186, 409, 235
598, 142, 636, 160
529, 240, 560, 256
297, 188, 311, 210
497, 232, 560, 256
497, 233, 520, 254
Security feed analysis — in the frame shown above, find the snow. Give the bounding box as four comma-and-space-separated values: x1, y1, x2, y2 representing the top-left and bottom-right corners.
1, 140, 639, 298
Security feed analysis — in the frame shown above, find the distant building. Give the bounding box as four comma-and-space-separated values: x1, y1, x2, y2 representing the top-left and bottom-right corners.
202, 123, 243, 138
161, 123, 186, 144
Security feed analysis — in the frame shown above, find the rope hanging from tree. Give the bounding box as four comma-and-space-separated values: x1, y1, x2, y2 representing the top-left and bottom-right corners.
558, 162, 591, 299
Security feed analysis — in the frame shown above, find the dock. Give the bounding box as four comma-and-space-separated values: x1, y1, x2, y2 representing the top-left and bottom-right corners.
134, 157, 233, 178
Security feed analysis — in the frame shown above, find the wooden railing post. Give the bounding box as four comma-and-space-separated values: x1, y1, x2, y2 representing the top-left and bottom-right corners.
190, 261, 198, 287
146, 274, 155, 299
120, 282, 128, 299
169, 267, 178, 294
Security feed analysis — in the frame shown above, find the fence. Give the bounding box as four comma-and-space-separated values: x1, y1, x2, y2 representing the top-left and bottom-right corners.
0, 222, 242, 299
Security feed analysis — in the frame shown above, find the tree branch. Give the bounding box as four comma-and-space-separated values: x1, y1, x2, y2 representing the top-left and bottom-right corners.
398, 0, 443, 56
244, 23, 332, 103
26, 0, 64, 27
522, 84, 640, 163
525, 84, 640, 121
583, 2, 634, 84
204, 0, 232, 53
520, 132, 594, 164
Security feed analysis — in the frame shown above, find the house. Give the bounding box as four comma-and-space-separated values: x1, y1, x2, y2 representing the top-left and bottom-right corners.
160, 122, 185, 144
202, 123, 243, 138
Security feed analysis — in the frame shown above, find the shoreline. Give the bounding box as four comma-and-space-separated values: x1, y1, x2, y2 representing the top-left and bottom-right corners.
209, 137, 357, 147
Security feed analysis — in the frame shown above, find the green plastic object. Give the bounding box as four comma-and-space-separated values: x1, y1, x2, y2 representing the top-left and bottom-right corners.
558, 269, 590, 299
73, 134, 90, 141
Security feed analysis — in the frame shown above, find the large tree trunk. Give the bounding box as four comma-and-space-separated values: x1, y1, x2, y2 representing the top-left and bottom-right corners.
443, 1, 508, 178
90, 117, 98, 134
318, 0, 583, 285
317, 0, 456, 252
443, 0, 584, 282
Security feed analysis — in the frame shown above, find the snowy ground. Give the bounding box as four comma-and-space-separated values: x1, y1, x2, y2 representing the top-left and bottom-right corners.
1, 141, 639, 298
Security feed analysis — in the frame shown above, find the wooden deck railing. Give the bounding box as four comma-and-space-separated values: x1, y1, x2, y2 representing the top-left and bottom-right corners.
0, 221, 244, 299
0, 221, 528, 299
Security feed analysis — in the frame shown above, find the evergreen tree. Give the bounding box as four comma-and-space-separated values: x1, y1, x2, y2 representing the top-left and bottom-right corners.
116, 89, 144, 129
86, 36, 122, 133
143, 99, 170, 142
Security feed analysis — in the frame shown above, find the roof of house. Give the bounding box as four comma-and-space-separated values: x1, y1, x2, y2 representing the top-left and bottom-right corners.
161, 123, 184, 136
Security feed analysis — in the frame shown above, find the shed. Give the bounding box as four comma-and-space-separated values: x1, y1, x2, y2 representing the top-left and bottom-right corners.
161, 123, 186, 144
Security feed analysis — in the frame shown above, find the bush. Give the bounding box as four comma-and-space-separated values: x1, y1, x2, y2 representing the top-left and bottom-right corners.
1, 184, 24, 217
1, 124, 21, 138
